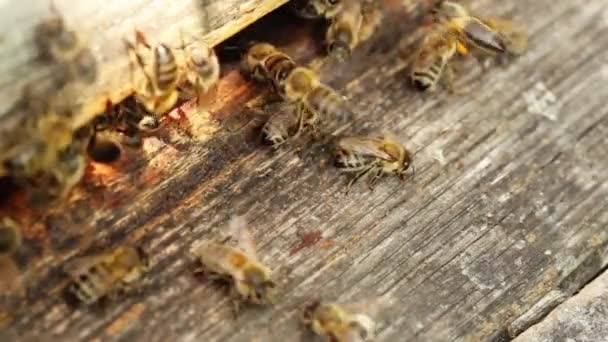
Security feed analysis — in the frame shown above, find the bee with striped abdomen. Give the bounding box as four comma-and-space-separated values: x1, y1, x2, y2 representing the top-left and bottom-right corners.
64, 245, 149, 306
302, 300, 378, 342
334, 135, 413, 190
409, 27, 458, 92
432, 1, 527, 57
326, 0, 363, 61
192, 217, 277, 313
126, 30, 180, 116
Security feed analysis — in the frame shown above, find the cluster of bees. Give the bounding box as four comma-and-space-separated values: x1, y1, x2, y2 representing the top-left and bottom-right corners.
0, 0, 528, 341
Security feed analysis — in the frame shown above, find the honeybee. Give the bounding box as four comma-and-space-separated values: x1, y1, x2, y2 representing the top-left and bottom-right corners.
302, 300, 377, 342
126, 31, 180, 116
93, 98, 160, 147
280, 66, 354, 123
260, 103, 319, 147
179, 39, 221, 104
191, 216, 277, 312
432, 1, 527, 57
33, 3, 97, 84
0, 218, 22, 256
291, 0, 344, 19
243, 44, 352, 131
334, 136, 413, 190
241, 42, 297, 93
261, 104, 301, 147
410, 27, 458, 92
64, 245, 149, 306
326, 0, 363, 61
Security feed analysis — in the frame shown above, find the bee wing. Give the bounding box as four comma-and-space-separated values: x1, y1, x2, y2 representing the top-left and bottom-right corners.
229, 216, 258, 261
460, 18, 506, 53
338, 137, 393, 161
340, 295, 395, 318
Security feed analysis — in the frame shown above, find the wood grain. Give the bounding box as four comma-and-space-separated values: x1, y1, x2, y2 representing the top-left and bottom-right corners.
2, 0, 608, 341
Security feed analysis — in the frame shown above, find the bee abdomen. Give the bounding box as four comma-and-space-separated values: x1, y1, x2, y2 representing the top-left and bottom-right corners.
67, 264, 111, 305
155, 45, 178, 90
334, 151, 371, 169
411, 66, 441, 91
307, 86, 353, 121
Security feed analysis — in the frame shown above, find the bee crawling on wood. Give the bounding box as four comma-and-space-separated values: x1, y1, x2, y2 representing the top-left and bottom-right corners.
63, 245, 149, 306
191, 216, 277, 314
260, 103, 302, 147
334, 135, 414, 191
0, 218, 22, 257
302, 297, 391, 342
242, 43, 352, 144
33, 2, 97, 84
432, 1, 528, 59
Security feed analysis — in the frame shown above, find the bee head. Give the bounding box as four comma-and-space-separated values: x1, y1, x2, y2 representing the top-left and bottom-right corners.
138, 114, 160, 132
432, 1, 467, 22
301, 300, 322, 324
287, 68, 314, 100
242, 43, 274, 75
327, 39, 351, 63
0, 218, 21, 256
243, 267, 276, 305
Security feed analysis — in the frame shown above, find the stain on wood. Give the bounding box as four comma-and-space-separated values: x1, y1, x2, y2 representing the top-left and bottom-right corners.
1, 0, 608, 341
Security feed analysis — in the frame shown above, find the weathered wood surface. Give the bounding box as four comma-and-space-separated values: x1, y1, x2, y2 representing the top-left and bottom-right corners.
0, 0, 290, 130
2, 0, 608, 341
513, 270, 608, 342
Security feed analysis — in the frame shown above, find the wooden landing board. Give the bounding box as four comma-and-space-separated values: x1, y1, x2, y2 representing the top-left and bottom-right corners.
1, 0, 608, 341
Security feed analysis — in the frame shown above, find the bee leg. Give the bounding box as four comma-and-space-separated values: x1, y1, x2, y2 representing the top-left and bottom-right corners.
472, 52, 493, 71
122, 125, 143, 147
292, 103, 306, 139
228, 286, 243, 319
367, 168, 383, 190
345, 167, 374, 193
442, 64, 456, 94
443, 65, 467, 95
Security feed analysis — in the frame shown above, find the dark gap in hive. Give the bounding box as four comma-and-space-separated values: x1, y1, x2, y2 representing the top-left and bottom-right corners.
86, 135, 122, 164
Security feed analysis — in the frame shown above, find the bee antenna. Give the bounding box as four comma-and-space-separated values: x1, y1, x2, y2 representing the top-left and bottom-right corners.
134, 28, 151, 49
